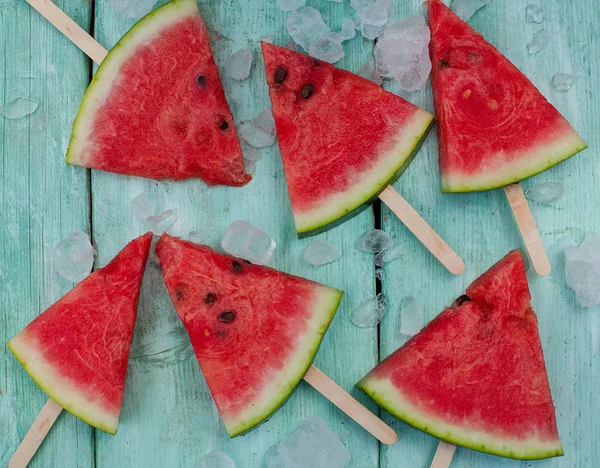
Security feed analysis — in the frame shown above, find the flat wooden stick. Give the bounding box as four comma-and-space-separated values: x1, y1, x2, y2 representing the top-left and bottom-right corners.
9, 398, 63, 468
303, 365, 397, 445
379, 186, 465, 275
25, 0, 108, 64
504, 183, 551, 276
430, 441, 456, 468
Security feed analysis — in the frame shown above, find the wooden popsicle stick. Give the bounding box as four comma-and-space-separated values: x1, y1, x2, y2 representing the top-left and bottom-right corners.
25, 0, 108, 64
303, 365, 397, 445
430, 441, 456, 468
504, 183, 551, 276
9, 398, 63, 468
379, 186, 465, 275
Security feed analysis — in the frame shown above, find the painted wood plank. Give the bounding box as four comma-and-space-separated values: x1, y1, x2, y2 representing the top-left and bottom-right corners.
90, 1, 379, 467
380, 1, 600, 467
0, 0, 94, 466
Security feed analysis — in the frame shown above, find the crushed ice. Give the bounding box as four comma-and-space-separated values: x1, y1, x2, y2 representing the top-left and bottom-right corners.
310, 35, 345, 63
197, 451, 236, 468
357, 229, 393, 253
383, 246, 405, 263
525, 182, 564, 203
287, 7, 331, 52
238, 109, 277, 148
221, 220, 276, 265
130, 193, 155, 220
565, 233, 600, 308
304, 240, 342, 266
552, 73, 574, 91
228, 49, 253, 81
146, 209, 177, 235
340, 19, 356, 40
265, 416, 350, 468
53, 232, 95, 282
527, 29, 549, 54
359, 56, 383, 85
352, 0, 394, 40
0, 97, 39, 119
110, 0, 157, 19
525, 4, 544, 24
400, 296, 423, 336
451, 0, 491, 22
351, 293, 387, 328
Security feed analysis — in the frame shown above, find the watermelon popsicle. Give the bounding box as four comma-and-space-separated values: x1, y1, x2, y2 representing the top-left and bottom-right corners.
261, 42, 465, 275
7, 233, 152, 467
427, 0, 587, 276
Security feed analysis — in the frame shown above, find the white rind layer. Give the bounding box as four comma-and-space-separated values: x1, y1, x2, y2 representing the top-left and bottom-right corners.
8, 333, 120, 434
66, 0, 199, 166
293, 109, 434, 236
358, 375, 564, 460
220, 285, 343, 437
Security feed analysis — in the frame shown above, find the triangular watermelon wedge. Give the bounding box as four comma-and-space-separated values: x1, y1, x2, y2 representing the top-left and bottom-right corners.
8, 233, 152, 434
428, 0, 586, 192
155, 234, 343, 436
357, 250, 563, 460
67, 0, 250, 187
261, 42, 434, 237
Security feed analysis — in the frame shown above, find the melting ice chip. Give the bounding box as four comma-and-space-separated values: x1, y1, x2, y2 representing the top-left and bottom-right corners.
287, 6, 331, 52
351, 293, 387, 328
383, 246, 405, 263
354, 0, 394, 40
221, 220, 276, 265
340, 19, 356, 40
551, 73, 574, 91
565, 233, 600, 308
357, 229, 394, 253
53, 232, 95, 282
309, 34, 345, 63
451, 0, 491, 21
527, 29, 550, 54
265, 416, 350, 468
241, 142, 261, 162
244, 159, 257, 175
197, 451, 236, 468
0, 97, 39, 119
359, 56, 383, 85
400, 296, 423, 336
146, 209, 178, 235
228, 49, 254, 81
277, 0, 306, 12
304, 240, 342, 266
525, 182, 564, 203
110, 0, 157, 19
188, 231, 203, 244
239, 109, 277, 148
525, 4, 544, 23
130, 193, 155, 220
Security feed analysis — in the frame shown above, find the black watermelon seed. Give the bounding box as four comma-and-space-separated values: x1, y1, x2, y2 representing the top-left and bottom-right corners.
219, 120, 229, 131
231, 260, 243, 274
455, 294, 471, 306
438, 59, 450, 69
204, 293, 216, 304
196, 75, 207, 89
218, 311, 235, 322
301, 84, 314, 99
274, 67, 287, 84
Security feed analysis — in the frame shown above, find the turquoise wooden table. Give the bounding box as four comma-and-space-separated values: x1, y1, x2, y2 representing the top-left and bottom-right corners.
1, 0, 598, 466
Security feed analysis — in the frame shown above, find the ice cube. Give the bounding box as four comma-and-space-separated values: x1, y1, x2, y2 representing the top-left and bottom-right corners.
146, 209, 177, 235
527, 29, 549, 54
188, 231, 203, 244
304, 240, 342, 266
309, 35, 345, 63
266, 416, 350, 468
525, 4, 544, 23
400, 296, 423, 336
130, 193, 155, 220
383, 246, 405, 263
239, 109, 277, 148
228, 49, 253, 81
241, 142, 260, 162
110, 0, 157, 19
351, 293, 387, 328
0, 97, 39, 119
197, 451, 236, 468
525, 182, 564, 203
53, 232, 95, 282
221, 220, 276, 265
451, 0, 491, 22
552, 73, 574, 91
244, 159, 257, 175
354, 0, 393, 40
565, 233, 600, 308
340, 19, 356, 40
277, 0, 306, 11
287, 6, 331, 52
359, 56, 383, 85
375, 251, 386, 267
357, 229, 393, 253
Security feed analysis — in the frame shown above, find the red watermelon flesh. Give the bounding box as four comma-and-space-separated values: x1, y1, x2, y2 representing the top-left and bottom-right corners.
67, 0, 250, 186
8, 233, 152, 434
155, 234, 343, 436
428, 0, 586, 192
261, 42, 434, 237
357, 250, 563, 460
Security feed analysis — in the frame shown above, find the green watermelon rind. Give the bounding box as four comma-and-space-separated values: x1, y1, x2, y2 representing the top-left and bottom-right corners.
356, 375, 564, 460
7, 335, 119, 434
224, 286, 343, 437
66, 0, 198, 167
441, 128, 587, 193
294, 110, 435, 238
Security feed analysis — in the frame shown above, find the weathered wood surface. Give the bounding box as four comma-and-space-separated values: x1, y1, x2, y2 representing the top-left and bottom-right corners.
1, 0, 598, 467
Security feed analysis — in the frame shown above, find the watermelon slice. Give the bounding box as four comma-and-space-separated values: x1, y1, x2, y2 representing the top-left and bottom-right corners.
428, 0, 586, 192
155, 234, 343, 436
357, 250, 563, 460
261, 42, 434, 237
67, 0, 250, 186
7, 233, 152, 434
